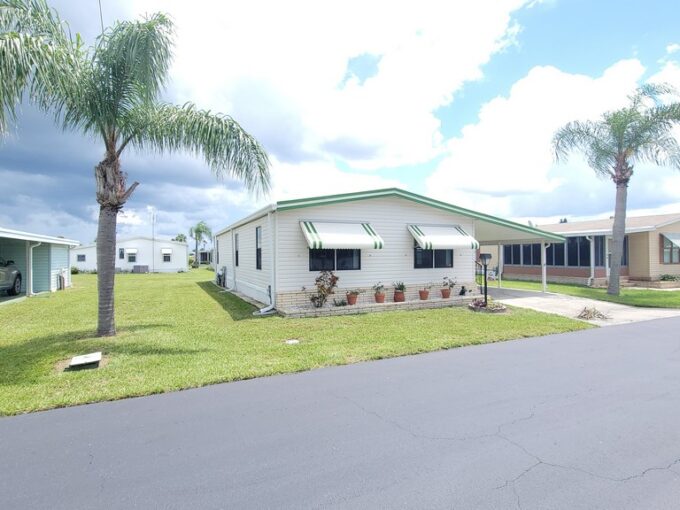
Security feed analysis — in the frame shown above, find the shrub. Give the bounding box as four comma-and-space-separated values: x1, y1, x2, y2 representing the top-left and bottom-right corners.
71, 266, 80, 275
660, 274, 680, 281
310, 270, 339, 308
393, 281, 406, 291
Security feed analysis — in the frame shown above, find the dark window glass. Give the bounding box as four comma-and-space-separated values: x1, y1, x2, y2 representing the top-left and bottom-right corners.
235, 234, 239, 267
567, 237, 579, 267
546, 244, 554, 266
594, 236, 604, 266
163, 254, 171, 263
128, 254, 136, 263
503, 245, 512, 264
522, 244, 532, 266
553, 243, 565, 266
532, 244, 541, 266
309, 249, 335, 271
414, 244, 434, 268
579, 236, 590, 267
336, 249, 361, 270
216, 240, 219, 265
622, 235, 629, 266
77, 254, 86, 262
434, 249, 453, 268
118, 248, 124, 260
255, 227, 262, 270
512, 244, 520, 265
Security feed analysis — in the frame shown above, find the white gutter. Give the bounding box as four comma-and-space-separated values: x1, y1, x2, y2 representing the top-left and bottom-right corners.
28, 242, 41, 296
253, 211, 277, 316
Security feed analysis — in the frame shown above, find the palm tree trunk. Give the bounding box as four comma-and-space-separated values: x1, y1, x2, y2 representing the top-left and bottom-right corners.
97, 205, 117, 336
607, 182, 628, 296
94, 153, 138, 336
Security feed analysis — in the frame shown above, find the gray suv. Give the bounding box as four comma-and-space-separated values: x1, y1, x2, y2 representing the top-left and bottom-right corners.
0, 258, 22, 295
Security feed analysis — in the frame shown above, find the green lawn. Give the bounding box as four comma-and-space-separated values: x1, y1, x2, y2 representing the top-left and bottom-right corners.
496, 279, 680, 308
0, 270, 590, 415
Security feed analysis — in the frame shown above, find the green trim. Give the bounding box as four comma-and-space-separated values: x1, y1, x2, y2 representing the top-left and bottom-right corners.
279, 188, 564, 242
302, 221, 322, 249
362, 223, 384, 249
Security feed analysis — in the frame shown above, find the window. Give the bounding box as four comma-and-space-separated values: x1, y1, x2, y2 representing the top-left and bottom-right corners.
578, 237, 590, 267
118, 248, 124, 260
567, 237, 579, 267
512, 244, 520, 265
216, 240, 219, 265
77, 254, 86, 262
662, 235, 680, 264
594, 236, 605, 266
503, 245, 512, 264
622, 235, 629, 266
545, 244, 554, 266
553, 243, 565, 266
163, 254, 171, 263
255, 226, 262, 270
234, 234, 239, 267
309, 249, 360, 271
413, 241, 453, 269
128, 253, 136, 263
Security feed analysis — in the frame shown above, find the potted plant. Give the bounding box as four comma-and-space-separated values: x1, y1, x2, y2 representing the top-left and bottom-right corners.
393, 281, 406, 302
441, 276, 456, 298
373, 282, 386, 303
419, 283, 432, 300
346, 289, 362, 305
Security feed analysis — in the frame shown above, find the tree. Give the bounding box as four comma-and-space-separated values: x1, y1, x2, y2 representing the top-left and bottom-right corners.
0, 1, 270, 335
553, 84, 680, 295
172, 233, 187, 243
189, 221, 212, 268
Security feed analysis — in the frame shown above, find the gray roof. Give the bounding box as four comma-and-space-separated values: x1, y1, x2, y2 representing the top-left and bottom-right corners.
540, 213, 680, 236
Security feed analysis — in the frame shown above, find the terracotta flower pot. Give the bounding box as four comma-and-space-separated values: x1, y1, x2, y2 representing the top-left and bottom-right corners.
346, 293, 358, 305
441, 288, 451, 298
393, 290, 405, 302
419, 290, 429, 300
374, 293, 385, 303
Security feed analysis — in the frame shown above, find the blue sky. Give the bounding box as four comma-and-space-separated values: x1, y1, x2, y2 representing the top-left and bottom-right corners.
2, 0, 680, 244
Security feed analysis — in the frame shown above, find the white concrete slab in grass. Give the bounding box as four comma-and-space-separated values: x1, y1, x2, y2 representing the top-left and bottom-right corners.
69, 352, 102, 368
489, 287, 680, 327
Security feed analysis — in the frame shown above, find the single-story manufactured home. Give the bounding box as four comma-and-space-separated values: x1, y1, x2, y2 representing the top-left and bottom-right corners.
0, 226, 78, 296
500, 213, 680, 286
71, 237, 189, 273
214, 188, 563, 315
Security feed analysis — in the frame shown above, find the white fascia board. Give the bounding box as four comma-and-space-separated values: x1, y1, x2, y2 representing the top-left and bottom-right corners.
214, 204, 276, 236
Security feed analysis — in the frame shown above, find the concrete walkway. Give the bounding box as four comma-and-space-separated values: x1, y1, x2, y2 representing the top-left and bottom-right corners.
489, 287, 680, 326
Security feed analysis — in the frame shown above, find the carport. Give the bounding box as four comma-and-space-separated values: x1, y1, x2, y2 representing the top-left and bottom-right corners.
0, 227, 79, 297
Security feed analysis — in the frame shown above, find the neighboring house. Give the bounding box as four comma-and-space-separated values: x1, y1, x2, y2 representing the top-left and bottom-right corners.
0, 226, 78, 295
501, 213, 680, 286
197, 249, 213, 265
71, 237, 189, 273
214, 188, 562, 313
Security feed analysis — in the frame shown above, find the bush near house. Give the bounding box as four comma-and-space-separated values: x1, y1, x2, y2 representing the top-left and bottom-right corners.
0, 270, 590, 415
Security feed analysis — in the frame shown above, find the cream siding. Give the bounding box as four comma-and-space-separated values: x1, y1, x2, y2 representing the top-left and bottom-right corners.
215, 231, 234, 287
627, 232, 650, 279
217, 215, 272, 304
275, 196, 476, 293
650, 221, 680, 279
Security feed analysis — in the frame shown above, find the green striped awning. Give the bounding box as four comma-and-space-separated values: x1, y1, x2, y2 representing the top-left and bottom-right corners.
408, 224, 479, 250
300, 221, 384, 249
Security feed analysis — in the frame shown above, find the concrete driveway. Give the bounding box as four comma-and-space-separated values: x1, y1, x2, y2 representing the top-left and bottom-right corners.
2, 318, 680, 509
489, 287, 680, 326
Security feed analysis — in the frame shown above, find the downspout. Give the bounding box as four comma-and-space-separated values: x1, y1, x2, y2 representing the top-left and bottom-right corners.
254, 211, 277, 316
28, 242, 42, 296
586, 236, 595, 287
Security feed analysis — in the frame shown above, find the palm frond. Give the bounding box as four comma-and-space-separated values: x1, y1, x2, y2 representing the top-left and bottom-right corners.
121, 102, 271, 195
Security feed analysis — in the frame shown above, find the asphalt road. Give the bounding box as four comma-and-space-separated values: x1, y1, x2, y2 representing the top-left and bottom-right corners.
2, 318, 680, 509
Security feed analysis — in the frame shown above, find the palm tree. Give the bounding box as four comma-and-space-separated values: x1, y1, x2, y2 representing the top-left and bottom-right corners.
553, 84, 680, 295
189, 221, 212, 268
172, 233, 187, 243
0, 1, 270, 335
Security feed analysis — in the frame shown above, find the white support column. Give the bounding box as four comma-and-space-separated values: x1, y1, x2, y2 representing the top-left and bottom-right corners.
604, 236, 610, 279
498, 242, 503, 288
588, 236, 595, 287
25, 240, 31, 296
541, 241, 547, 293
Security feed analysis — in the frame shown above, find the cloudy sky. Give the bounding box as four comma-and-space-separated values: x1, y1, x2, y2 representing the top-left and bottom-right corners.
3, 0, 680, 244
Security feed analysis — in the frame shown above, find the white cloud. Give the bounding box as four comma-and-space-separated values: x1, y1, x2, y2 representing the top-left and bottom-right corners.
666, 43, 680, 55
426, 59, 650, 217
126, 0, 533, 170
